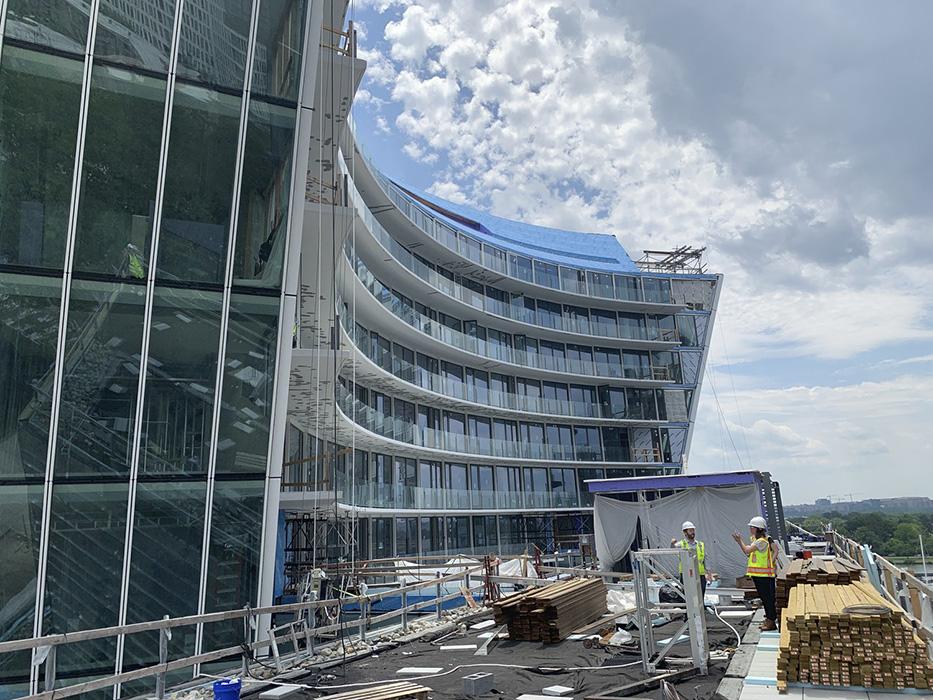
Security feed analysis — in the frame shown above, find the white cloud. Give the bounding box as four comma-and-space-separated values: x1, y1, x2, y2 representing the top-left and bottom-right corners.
690, 374, 933, 502
361, 0, 933, 365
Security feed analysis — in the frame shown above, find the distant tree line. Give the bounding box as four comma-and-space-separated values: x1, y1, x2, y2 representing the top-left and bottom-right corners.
799, 512, 933, 558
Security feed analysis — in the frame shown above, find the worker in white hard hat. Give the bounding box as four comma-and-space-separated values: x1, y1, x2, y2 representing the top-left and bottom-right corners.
733, 515, 779, 630
671, 520, 712, 596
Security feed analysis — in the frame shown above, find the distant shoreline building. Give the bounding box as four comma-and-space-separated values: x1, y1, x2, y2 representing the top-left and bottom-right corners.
786, 497, 933, 517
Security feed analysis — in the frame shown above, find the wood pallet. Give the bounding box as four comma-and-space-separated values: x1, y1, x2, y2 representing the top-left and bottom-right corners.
777, 581, 933, 693
320, 681, 431, 699
776, 558, 863, 612
492, 577, 607, 643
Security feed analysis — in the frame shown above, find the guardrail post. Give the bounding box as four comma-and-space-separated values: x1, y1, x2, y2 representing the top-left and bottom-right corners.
268, 626, 283, 672
358, 598, 367, 642
242, 608, 253, 677
436, 572, 442, 621
401, 590, 409, 632
43, 646, 56, 694
156, 616, 170, 699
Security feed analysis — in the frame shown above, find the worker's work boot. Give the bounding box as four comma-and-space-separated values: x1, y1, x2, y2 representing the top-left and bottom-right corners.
761, 618, 777, 631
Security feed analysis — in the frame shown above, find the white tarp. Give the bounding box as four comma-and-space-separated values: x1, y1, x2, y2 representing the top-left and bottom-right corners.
593, 484, 763, 583
393, 557, 480, 584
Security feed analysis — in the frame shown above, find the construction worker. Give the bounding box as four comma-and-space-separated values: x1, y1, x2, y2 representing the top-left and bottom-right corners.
671, 521, 711, 596
733, 516, 779, 630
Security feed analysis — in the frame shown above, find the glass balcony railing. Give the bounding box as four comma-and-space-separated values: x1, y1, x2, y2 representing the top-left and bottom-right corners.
339, 158, 682, 343
343, 128, 681, 305
345, 253, 666, 382
327, 475, 581, 510
341, 315, 659, 421
337, 384, 598, 462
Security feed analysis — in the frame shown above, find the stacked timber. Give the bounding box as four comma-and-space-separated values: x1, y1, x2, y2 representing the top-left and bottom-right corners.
776, 558, 863, 612
492, 577, 607, 642
777, 581, 933, 692
321, 681, 431, 699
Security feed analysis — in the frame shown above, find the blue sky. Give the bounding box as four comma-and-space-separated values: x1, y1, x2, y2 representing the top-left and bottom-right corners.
348, 0, 933, 503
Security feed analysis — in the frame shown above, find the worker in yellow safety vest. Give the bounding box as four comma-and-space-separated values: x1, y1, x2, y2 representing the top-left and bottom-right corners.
670, 521, 712, 596
733, 516, 779, 630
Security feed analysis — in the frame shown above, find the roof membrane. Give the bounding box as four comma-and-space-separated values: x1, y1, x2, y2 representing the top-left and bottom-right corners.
396, 181, 640, 274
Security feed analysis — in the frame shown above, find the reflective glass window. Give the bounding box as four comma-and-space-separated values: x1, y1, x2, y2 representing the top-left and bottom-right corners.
139, 288, 223, 476
0, 274, 61, 479
214, 294, 280, 474
508, 253, 533, 282
576, 468, 604, 507
122, 481, 207, 679
446, 516, 470, 552
420, 516, 443, 555
602, 427, 630, 462
251, 0, 307, 101
95, 0, 176, 72
499, 514, 524, 546
473, 515, 498, 549
536, 299, 561, 329
559, 266, 586, 294
643, 277, 672, 304
550, 467, 577, 506
4, 0, 90, 53
0, 484, 43, 686
177, 0, 253, 90
599, 386, 626, 419
676, 315, 699, 347
627, 389, 657, 420
587, 271, 613, 298
614, 275, 641, 301
372, 517, 392, 558
73, 64, 166, 277
573, 426, 602, 461
54, 281, 146, 479
618, 312, 647, 340
621, 350, 651, 380
233, 99, 297, 287
594, 346, 622, 378
202, 479, 265, 651
534, 260, 559, 289
42, 482, 129, 679
459, 234, 482, 263
570, 384, 596, 416
591, 309, 616, 337
0, 48, 82, 269
158, 84, 242, 284
395, 516, 418, 556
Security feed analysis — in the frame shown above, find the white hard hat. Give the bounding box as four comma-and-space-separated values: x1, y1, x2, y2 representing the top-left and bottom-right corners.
748, 516, 767, 529
682, 521, 696, 531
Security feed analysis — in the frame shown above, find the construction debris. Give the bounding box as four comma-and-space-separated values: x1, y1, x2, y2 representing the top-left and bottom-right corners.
777, 581, 933, 692
492, 578, 608, 642
319, 681, 432, 699
775, 558, 863, 612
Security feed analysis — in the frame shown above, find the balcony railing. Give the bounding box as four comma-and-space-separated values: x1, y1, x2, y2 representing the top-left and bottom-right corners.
327, 479, 581, 510
346, 253, 668, 382
339, 161, 684, 344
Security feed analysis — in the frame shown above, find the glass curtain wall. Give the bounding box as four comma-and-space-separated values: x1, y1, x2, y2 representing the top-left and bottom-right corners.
0, 0, 309, 692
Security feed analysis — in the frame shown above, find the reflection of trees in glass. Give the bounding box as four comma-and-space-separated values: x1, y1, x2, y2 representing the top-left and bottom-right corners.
0, 48, 83, 269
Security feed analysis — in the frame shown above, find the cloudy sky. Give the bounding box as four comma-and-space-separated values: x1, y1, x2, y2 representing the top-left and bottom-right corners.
348, 0, 933, 503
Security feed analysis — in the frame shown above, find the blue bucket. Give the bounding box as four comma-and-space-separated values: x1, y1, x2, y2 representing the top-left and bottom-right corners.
212, 678, 242, 700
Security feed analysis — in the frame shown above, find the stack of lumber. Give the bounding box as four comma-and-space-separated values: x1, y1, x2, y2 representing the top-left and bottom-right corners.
776, 558, 863, 612
321, 681, 431, 699
492, 577, 607, 642
777, 581, 933, 692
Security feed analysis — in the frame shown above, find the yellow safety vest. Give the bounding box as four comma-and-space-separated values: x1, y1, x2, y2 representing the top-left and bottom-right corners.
676, 539, 705, 575
747, 537, 775, 577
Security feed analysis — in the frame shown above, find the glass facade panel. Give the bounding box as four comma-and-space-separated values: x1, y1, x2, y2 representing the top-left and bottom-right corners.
139, 287, 223, 476
0, 273, 61, 479
73, 63, 166, 277
203, 479, 265, 651
214, 294, 279, 474
233, 99, 297, 287
0, 484, 43, 686
251, 0, 307, 100
4, 0, 90, 53
122, 481, 207, 675
176, 0, 253, 90
54, 281, 146, 479
94, 0, 176, 72
0, 47, 83, 269
157, 83, 242, 283
42, 481, 129, 680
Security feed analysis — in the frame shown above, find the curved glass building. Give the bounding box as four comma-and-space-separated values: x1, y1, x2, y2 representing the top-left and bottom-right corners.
282, 108, 722, 566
